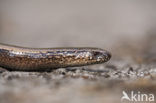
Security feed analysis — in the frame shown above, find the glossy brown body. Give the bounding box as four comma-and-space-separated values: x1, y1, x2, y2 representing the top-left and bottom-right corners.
0, 44, 111, 71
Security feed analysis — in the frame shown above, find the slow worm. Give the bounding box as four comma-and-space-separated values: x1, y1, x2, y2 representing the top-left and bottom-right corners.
0, 43, 111, 71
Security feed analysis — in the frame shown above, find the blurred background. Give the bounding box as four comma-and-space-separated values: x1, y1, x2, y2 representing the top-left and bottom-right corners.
0, 0, 156, 49
0, 1, 156, 103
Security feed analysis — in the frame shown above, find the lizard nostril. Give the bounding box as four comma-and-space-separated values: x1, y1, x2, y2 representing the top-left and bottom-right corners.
107, 52, 111, 59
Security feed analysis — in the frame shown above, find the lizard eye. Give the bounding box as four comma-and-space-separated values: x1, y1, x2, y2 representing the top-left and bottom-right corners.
93, 51, 103, 59
92, 51, 111, 61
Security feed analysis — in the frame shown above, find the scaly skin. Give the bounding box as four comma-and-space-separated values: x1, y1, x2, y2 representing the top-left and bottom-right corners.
0, 43, 111, 71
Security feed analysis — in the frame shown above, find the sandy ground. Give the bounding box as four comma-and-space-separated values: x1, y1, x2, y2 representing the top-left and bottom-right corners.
0, 35, 156, 103
0, 1, 156, 103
